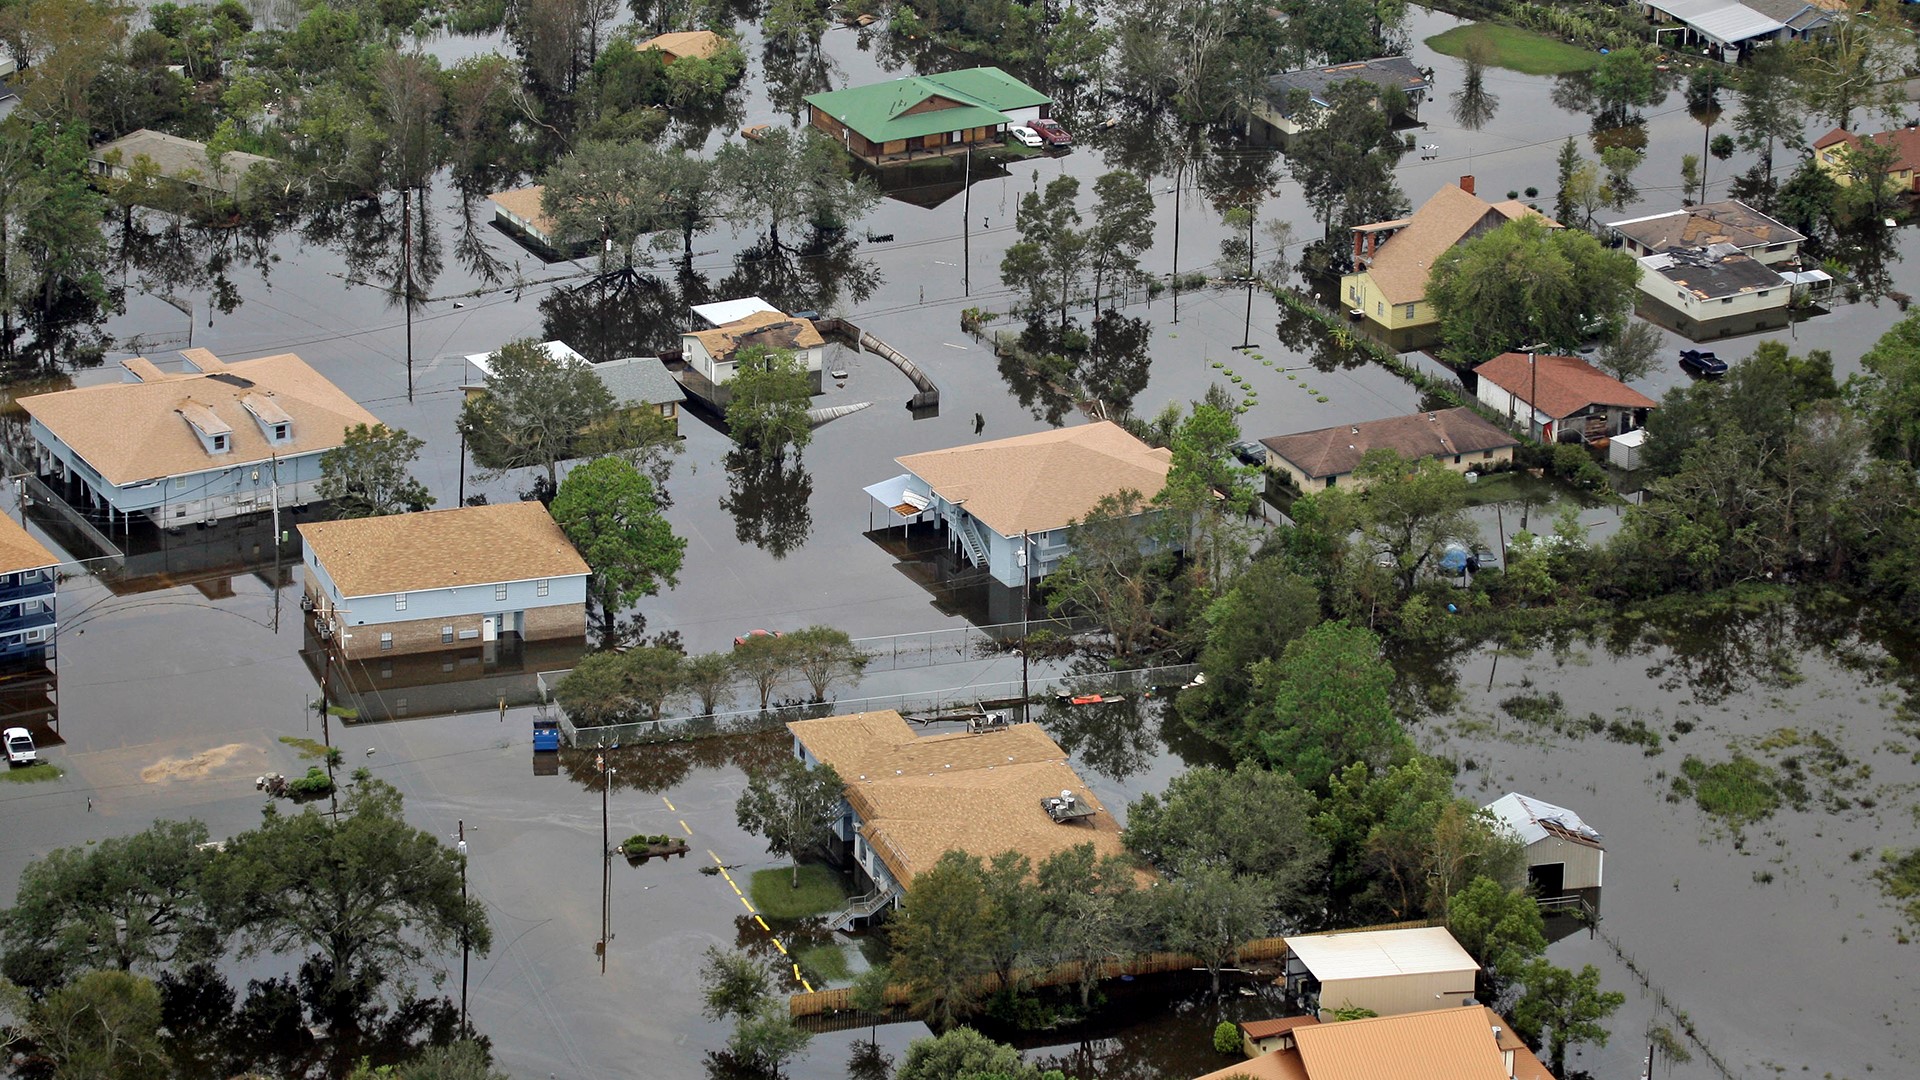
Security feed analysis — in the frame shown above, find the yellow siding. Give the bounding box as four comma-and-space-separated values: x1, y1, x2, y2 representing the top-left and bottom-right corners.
1339, 270, 1436, 330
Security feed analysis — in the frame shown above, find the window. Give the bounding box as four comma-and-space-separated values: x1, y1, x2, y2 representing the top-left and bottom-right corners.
1404, 303, 1417, 319
1376, 302, 1384, 317
495, 583, 508, 601
1453, 454, 1462, 464
174, 477, 187, 489
274, 423, 288, 440
1482, 449, 1495, 459
442, 626, 454, 644
537, 579, 549, 597
1325, 477, 1337, 489
1721, 297, 1734, 304
212, 434, 227, 451
379, 632, 393, 651
395, 592, 408, 611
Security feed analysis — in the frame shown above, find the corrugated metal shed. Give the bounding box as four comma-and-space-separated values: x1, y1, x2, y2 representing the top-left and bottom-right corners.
1285, 927, 1477, 981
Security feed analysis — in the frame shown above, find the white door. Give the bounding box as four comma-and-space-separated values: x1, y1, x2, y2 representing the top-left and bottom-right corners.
482, 616, 497, 643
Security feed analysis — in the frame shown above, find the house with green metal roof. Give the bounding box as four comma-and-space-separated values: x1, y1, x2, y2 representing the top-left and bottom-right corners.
804, 66, 1052, 165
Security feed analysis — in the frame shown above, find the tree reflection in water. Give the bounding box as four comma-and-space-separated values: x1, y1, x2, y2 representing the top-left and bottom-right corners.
721, 447, 815, 558
540, 271, 689, 363
718, 228, 881, 316
558, 727, 790, 794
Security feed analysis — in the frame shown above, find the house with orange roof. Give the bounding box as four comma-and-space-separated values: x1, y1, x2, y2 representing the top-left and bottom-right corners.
1194, 1005, 1554, 1080
20, 349, 378, 530
1339, 176, 1557, 338
1473, 352, 1655, 444
865, 421, 1174, 588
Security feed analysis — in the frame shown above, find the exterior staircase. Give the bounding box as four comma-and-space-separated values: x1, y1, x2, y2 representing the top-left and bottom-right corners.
954, 513, 992, 569
827, 886, 896, 932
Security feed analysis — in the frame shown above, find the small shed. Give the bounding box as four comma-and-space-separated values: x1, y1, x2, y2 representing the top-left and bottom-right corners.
1485, 792, 1604, 898
1280, 927, 1479, 1020
1239, 1015, 1320, 1057
1608, 427, 1646, 471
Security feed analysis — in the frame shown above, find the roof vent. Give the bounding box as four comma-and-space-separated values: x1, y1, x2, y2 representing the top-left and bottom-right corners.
1350, 426, 1359, 434
1491, 1026, 1502, 1042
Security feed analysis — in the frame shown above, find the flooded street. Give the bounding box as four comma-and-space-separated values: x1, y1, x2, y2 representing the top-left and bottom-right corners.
3, 4, 1920, 1078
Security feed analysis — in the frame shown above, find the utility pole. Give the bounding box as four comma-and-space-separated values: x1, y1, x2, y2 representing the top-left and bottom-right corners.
598, 750, 612, 974
318, 622, 338, 820
403, 186, 415, 403
457, 820, 469, 1036
962, 143, 972, 297
1171, 163, 1183, 325
1019, 531, 1030, 723
1240, 204, 1256, 349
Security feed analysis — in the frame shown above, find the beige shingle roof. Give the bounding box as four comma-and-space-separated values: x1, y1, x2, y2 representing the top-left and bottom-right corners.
685, 310, 825, 362
0, 515, 58, 576
89, 129, 273, 194
20, 351, 379, 487
789, 711, 1139, 887
1358, 184, 1554, 305
638, 29, 727, 60
298, 501, 590, 598
896, 421, 1172, 537
487, 186, 555, 239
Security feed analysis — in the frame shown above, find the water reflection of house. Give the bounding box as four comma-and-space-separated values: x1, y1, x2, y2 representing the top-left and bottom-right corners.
805, 66, 1051, 166
299, 501, 589, 660
1253, 56, 1430, 137
866, 421, 1172, 589
1198, 1005, 1554, 1080
1340, 178, 1557, 346
1485, 792, 1604, 913
304, 621, 586, 725
1279, 926, 1480, 1021
1258, 408, 1517, 494
20, 349, 379, 532
1473, 352, 1655, 444
788, 710, 1135, 926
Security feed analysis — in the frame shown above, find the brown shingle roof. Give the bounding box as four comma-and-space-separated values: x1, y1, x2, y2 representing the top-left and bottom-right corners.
1607, 199, 1803, 254
896, 421, 1173, 537
487, 186, 555, 239
1357, 184, 1553, 305
685, 309, 825, 362
1475, 353, 1657, 420
1241, 1016, 1323, 1040
788, 712, 1140, 888
20, 351, 379, 487
0, 515, 58, 576
1289, 1006, 1519, 1080
637, 29, 727, 60
1259, 407, 1516, 481
1814, 124, 1920, 175
298, 501, 590, 598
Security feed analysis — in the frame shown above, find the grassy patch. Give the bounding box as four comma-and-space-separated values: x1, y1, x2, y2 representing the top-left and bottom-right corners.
1673, 754, 1781, 825
1876, 848, 1920, 929
749, 864, 849, 920
796, 943, 851, 985
0, 762, 63, 783
1425, 24, 1601, 76
278, 735, 331, 760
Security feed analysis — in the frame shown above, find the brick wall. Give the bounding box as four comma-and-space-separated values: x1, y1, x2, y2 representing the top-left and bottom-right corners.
329, 602, 586, 659
523, 603, 586, 642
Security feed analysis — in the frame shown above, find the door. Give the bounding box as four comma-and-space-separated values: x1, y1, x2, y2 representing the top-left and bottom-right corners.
482, 616, 498, 643
1529, 863, 1565, 898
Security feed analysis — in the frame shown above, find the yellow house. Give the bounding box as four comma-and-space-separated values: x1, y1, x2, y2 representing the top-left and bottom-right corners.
1340, 176, 1555, 334
1812, 125, 1920, 192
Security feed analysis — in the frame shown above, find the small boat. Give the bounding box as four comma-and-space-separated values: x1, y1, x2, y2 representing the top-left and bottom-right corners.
741, 124, 772, 141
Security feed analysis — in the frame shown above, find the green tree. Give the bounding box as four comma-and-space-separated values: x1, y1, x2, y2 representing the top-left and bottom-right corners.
1158, 863, 1268, 996
1122, 764, 1325, 919
1333, 451, 1478, 596
35, 970, 167, 1080
1286, 78, 1408, 242
784, 625, 869, 702
889, 852, 998, 1027
1856, 310, 1920, 467
1177, 556, 1321, 738
1553, 137, 1582, 226
1830, 136, 1906, 227
1315, 756, 1457, 921
715, 126, 879, 251
1086, 170, 1154, 315
1589, 45, 1655, 123
735, 757, 845, 887
1511, 961, 1625, 1075
457, 339, 617, 491
850, 962, 892, 1046
896, 1027, 1027, 1080
541, 140, 667, 273
1034, 844, 1138, 1008
1242, 621, 1407, 792
1446, 876, 1547, 988
680, 651, 736, 717
551, 457, 684, 643
728, 996, 811, 1077
1426, 215, 1642, 364
395, 1041, 511, 1080
732, 631, 797, 710
554, 645, 683, 724
1795, 13, 1909, 131
210, 776, 490, 1037
699, 945, 772, 1021
1594, 319, 1660, 384
0, 821, 220, 992
999, 174, 1087, 332
1045, 489, 1167, 661
317, 423, 433, 519
1732, 46, 1803, 196
724, 346, 814, 459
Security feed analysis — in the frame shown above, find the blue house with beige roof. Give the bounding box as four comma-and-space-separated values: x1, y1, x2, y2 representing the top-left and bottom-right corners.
0, 516, 58, 663
20, 349, 378, 531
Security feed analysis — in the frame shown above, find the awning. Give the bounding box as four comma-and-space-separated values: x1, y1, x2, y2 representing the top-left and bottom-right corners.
863, 473, 929, 517
1781, 269, 1833, 287
1689, 5, 1784, 44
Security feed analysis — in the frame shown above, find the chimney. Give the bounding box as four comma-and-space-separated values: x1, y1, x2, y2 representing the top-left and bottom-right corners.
1459, 174, 1475, 196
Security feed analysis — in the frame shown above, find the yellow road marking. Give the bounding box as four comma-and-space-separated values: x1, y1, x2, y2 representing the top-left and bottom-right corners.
755, 915, 770, 932
662, 797, 676, 812
739, 896, 755, 913
729, 881, 742, 896
708, 849, 723, 864
678, 819, 691, 834
802, 979, 815, 992
771, 938, 787, 956
792, 963, 804, 982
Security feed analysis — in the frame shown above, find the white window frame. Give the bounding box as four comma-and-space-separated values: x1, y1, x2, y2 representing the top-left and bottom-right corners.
537, 579, 550, 597
395, 592, 408, 611
495, 582, 508, 601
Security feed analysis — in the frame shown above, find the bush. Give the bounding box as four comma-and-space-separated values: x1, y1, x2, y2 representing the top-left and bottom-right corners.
1213, 1021, 1240, 1054
623, 833, 680, 850
287, 767, 334, 797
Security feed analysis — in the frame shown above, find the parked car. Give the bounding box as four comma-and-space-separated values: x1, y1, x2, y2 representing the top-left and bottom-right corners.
733, 629, 784, 648
1231, 440, 1267, 467
4, 727, 35, 767
1029, 118, 1072, 147
1678, 349, 1728, 377
1008, 125, 1043, 148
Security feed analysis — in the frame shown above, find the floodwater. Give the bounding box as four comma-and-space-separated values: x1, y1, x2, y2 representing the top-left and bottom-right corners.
3, 4, 1920, 1078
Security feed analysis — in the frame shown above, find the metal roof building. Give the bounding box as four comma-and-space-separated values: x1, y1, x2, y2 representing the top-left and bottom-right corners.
1485, 793, 1605, 897
1281, 927, 1480, 1021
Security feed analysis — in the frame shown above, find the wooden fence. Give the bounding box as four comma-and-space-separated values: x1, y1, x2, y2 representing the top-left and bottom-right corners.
788, 919, 1437, 1021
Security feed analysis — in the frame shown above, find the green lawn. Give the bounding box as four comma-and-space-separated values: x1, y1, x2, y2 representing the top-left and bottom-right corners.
796, 943, 852, 985
0, 762, 62, 784
1425, 24, 1601, 76
749, 864, 850, 920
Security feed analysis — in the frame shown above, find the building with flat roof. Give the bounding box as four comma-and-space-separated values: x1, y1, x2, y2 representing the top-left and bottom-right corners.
1194, 1005, 1554, 1080
1254, 56, 1430, 136
21, 349, 379, 530
1474, 352, 1656, 444
1259, 407, 1517, 492
868, 421, 1173, 588
805, 66, 1051, 165
299, 501, 590, 660
1280, 926, 1480, 1020
788, 710, 1138, 919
